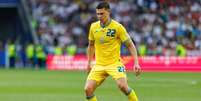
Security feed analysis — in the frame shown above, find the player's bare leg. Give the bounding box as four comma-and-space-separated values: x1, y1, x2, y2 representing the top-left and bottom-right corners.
116, 78, 138, 101
84, 80, 98, 101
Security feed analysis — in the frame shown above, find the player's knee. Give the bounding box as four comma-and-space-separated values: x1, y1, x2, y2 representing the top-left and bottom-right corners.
84, 80, 97, 95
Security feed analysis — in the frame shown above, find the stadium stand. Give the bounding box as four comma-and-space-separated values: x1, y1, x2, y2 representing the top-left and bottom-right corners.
27, 0, 201, 56
0, 0, 200, 68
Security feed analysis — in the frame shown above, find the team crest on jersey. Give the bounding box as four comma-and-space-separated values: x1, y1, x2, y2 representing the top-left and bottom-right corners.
95, 29, 101, 33
100, 37, 105, 44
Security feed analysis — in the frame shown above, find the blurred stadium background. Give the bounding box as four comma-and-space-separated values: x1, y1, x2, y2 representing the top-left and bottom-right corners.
0, 0, 200, 101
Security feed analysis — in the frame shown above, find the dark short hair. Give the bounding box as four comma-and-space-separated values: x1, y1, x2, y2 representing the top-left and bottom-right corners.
96, 2, 110, 9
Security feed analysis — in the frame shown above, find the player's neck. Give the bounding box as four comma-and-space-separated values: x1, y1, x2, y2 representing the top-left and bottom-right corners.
100, 18, 111, 28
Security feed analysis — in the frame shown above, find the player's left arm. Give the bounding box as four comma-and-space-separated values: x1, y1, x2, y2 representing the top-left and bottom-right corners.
118, 24, 141, 77
123, 38, 141, 77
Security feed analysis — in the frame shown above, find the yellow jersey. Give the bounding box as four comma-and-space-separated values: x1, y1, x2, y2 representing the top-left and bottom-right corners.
88, 19, 130, 65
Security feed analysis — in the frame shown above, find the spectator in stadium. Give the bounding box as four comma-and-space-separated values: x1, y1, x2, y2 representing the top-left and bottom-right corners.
7, 40, 17, 68
65, 43, 77, 56
0, 41, 5, 67
28, 0, 201, 56
35, 44, 46, 68
84, 2, 141, 101
26, 42, 35, 67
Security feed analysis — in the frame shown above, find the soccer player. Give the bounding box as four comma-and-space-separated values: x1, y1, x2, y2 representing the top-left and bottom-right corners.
84, 2, 141, 101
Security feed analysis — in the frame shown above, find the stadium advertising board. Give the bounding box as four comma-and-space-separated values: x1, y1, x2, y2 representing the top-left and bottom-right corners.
47, 55, 201, 72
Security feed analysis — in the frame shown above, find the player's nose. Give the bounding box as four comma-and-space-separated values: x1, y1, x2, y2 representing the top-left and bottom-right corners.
97, 16, 102, 20
97, 15, 102, 18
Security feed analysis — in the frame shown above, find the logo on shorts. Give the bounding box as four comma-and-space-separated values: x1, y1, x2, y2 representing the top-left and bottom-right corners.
118, 66, 125, 72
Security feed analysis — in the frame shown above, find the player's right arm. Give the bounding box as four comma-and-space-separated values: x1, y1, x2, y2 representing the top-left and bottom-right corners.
87, 23, 95, 73
87, 40, 95, 73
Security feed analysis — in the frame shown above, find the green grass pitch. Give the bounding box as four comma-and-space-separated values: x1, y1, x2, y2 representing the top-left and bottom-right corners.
0, 68, 200, 101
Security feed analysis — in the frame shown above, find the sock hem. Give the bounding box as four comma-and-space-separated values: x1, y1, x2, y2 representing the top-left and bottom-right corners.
126, 88, 132, 96
86, 94, 95, 99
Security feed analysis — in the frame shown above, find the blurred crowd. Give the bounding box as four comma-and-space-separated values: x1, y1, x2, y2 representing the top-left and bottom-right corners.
26, 0, 201, 56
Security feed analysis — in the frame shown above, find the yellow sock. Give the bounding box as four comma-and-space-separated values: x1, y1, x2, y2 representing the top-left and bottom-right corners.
127, 89, 138, 101
86, 95, 97, 101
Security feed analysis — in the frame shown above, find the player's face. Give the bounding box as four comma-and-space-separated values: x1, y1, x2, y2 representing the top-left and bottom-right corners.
96, 8, 110, 23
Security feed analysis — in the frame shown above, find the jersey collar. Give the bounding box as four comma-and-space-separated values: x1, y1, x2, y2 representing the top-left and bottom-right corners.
100, 18, 112, 28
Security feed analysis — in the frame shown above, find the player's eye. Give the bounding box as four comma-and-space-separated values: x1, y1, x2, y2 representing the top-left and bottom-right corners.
97, 13, 104, 15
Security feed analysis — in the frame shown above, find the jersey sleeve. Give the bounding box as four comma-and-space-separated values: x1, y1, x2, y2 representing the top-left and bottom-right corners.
118, 24, 130, 42
88, 24, 94, 41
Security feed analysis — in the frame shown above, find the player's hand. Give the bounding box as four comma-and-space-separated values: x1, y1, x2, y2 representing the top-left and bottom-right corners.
133, 64, 141, 79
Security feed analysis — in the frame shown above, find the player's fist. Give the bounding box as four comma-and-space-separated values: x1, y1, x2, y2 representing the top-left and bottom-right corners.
133, 64, 141, 78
